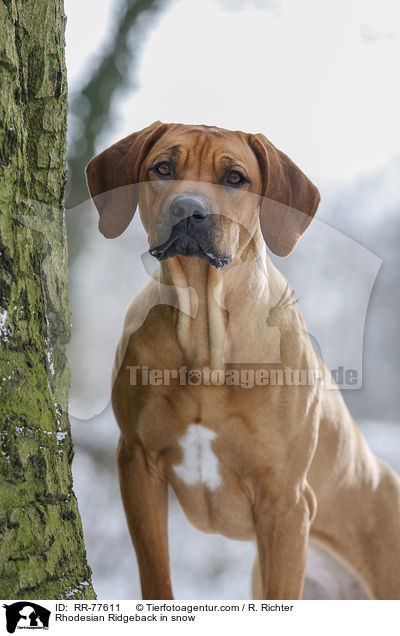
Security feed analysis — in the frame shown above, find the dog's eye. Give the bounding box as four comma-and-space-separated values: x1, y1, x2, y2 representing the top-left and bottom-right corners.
225, 170, 245, 186
154, 162, 172, 177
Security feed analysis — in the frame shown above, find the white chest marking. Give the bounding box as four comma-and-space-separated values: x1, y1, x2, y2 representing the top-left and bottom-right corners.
174, 424, 221, 491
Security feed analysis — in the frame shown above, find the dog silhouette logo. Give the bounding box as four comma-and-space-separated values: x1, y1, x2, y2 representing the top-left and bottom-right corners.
2, 602, 50, 633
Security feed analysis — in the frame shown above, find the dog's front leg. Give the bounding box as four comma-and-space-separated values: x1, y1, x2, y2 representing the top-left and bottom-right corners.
116, 436, 173, 599
254, 481, 316, 600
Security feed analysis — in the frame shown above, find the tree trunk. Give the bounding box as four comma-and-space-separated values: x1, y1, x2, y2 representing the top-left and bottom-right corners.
0, 0, 95, 599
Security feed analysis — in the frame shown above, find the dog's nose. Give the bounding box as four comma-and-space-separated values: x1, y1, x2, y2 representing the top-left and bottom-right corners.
169, 193, 209, 223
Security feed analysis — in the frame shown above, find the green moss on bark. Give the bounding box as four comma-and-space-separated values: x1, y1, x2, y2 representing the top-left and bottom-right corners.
0, 0, 95, 599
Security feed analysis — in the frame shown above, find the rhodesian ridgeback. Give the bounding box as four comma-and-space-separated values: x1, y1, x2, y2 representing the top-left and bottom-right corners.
86, 121, 400, 599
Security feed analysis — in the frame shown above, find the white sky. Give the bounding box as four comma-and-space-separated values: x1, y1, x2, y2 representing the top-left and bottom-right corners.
65, 0, 400, 183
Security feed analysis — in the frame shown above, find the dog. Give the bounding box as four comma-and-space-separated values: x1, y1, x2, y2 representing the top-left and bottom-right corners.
86, 121, 400, 599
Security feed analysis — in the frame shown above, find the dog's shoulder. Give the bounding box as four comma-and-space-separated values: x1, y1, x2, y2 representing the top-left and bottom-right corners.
111, 275, 163, 384
112, 271, 186, 384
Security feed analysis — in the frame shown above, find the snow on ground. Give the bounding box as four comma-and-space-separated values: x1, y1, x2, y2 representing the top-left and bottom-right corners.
71, 409, 400, 599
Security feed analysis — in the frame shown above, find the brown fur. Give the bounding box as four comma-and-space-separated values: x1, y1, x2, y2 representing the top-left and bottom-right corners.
86, 122, 400, 599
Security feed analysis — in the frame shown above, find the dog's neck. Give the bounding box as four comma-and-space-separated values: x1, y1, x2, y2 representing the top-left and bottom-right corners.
159, 231, 286, 368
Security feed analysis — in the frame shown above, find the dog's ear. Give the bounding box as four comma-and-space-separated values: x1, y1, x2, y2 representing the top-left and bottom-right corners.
85, 121, 168, 238
249, 133, 320, 256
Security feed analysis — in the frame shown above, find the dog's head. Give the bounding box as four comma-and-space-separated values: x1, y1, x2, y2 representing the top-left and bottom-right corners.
86, 121, 320, 267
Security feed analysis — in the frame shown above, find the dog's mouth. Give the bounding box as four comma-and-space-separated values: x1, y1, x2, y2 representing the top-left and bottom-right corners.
149, 223, 232, 270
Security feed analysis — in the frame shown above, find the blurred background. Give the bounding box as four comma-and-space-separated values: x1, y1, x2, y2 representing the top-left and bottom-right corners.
64, 0, 400, 598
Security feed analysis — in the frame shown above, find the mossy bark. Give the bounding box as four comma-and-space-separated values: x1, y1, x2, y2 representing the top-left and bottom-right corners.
0, 0, 95, 599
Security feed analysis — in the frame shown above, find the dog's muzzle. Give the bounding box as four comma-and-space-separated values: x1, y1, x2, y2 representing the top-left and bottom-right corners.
149, 193, 232, 270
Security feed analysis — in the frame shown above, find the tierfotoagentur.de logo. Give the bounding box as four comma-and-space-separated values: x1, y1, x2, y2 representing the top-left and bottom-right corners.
2, 603, 50, 634
126, 364, 359, 389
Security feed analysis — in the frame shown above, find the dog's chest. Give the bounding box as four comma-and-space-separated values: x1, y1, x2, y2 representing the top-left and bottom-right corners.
165, 420, 254, 539
173, 423, 221, 491
135, 383, 273, 540
141, 394, 260, 540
